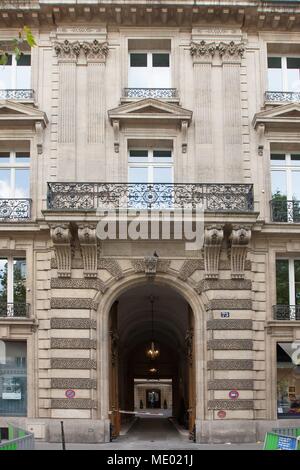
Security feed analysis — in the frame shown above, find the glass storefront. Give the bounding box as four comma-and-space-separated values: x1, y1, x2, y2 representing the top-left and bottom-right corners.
277, 342, 300, 418
0, 341, 27, 416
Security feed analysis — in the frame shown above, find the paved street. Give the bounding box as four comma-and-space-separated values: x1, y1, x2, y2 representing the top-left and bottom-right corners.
35, 417, 263, 450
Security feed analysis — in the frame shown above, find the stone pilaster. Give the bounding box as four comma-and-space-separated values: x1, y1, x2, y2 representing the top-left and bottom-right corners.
221, 42, 244, 182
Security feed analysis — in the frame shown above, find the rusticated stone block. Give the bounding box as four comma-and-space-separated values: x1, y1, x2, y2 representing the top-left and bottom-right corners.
208, 400, 254, 410
206, 299, 252, 310
207, 379, 254, 390
207, 319, 252, 330
51, 399, 97, 409
207, 339, 253, 350
51, 358, 96, 369
51, 338, 96, 349
196, 279, 252, 293
51, 298, 98, 310
51, 278, 107, 293
207, 360, 253, 370
50, 318, 96, 329
51, 378, 97, 389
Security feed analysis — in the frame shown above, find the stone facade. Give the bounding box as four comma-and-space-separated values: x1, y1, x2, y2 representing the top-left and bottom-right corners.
1, 0, 300, 445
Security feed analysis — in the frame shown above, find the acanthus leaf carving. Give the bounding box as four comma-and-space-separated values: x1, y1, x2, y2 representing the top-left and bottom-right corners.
77, 224, 98, 278
190, 40, 245, 63
203, 225, 224, 279
229, 225, 252, 279
82, 40, 109, 62
54, 39, 109, 63
50, 224, 72, 278
54, 39, 81, 61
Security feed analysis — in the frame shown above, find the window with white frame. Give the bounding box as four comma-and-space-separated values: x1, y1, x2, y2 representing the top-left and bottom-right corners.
276, 258, 300, 305
268, 56, 300, 92
271, 153, 300, 201
0, 150, 30, 199
128, 52, 171, 89
0, 53, 31, 90
0, 256, 26, 307
128, 149, 173, 184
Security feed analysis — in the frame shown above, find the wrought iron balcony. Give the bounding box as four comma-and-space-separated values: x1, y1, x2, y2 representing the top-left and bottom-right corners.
270, 199, 300, 223
273, 305, 300, 321
123, 88, 178, 99
0, 89, 35, 101
47, 182, 254, 212
265, 91, 300, 103
0, 302, 30, 318
0, 199, 31, 221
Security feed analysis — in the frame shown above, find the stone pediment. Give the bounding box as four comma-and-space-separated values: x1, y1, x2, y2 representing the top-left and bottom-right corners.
108, 98, 192, 153
108, 98, 192, 122
0, 100, 48, 127
253, 103, 300, 131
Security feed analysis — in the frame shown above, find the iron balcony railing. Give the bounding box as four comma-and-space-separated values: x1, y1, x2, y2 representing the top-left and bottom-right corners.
0, 199, 31, 221
0, 302, 30, 318
265, 91, 300, 103
123, 88, 178, 99
273, 305, 300, 321
270, 199, 300, 223
0, 89, 35, 101
47, 182, 254, 211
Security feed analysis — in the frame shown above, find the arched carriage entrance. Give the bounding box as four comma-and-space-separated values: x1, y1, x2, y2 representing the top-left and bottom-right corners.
100, 276, 203, 441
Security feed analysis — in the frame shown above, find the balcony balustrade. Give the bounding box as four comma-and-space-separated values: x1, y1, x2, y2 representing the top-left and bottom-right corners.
270, 199, 300, 223
123, 88, 178, 100
0, 199, 31, 222
0, 302, 30, 318
265, 91, 300, 103
0, 89, 35, 101
47, 182, 254, 212
273, 305, 300, 321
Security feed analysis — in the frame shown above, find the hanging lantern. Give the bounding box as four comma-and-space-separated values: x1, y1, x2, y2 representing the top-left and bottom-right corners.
145, 296, 160, 360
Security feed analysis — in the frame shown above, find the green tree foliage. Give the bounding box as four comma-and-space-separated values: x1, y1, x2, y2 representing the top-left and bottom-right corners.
0, 26, 36, 65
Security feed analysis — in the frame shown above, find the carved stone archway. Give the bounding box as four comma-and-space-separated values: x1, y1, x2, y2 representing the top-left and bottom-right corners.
96, 272, 206, 439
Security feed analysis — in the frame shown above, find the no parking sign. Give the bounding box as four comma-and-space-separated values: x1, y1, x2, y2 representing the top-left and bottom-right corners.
65, 389, 76, 399
229, 390, 239, 400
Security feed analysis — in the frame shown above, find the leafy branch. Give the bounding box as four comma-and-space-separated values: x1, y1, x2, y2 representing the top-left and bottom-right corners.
0, 26, 36, 65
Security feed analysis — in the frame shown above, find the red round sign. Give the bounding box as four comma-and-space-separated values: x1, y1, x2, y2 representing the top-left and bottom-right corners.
65, 389, 75, 399
229, 390, 239, 400
217, 410, 226, 419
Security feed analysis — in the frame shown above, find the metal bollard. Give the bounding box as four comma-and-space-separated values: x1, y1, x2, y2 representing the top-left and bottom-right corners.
60, 421, 66, 450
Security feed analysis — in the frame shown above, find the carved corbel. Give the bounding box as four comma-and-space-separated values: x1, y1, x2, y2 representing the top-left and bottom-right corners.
113, 120, 120, 153
77, 224, 98, 278
50, 224, 72, 278
181, 120, 188, 153
203, 225, 224, 279
257, 123, 265, 156
229, 225, 251, 279
144, 256, 158, 276
35, 122, 43, 155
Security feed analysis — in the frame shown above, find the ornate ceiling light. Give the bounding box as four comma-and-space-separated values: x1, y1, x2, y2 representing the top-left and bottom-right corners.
146, 296, 160, 360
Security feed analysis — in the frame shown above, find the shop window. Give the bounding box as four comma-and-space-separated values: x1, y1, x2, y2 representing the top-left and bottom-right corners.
277, 342, 300, 418
0, 341, 27, 416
